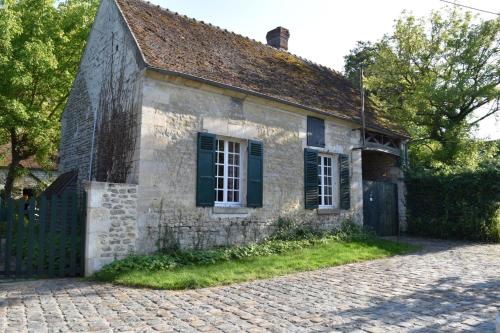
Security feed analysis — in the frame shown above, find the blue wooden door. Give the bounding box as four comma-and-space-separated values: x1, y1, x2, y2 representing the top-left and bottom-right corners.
363, 181, 398, 236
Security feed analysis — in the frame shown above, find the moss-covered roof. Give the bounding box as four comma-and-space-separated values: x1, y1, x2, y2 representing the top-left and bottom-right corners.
116, 0, 407, 137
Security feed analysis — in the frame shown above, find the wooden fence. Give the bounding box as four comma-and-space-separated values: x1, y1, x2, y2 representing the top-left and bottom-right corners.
0, 190, 85, 278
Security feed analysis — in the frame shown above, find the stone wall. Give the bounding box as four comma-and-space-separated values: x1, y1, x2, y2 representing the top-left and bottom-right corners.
59, 0, 143, 188
134, 72, 364, 253
84, 181, 138, 276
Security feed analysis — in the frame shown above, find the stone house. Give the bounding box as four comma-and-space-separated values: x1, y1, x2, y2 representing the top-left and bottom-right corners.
0, 144, 58, 198
59, 0, 408, 268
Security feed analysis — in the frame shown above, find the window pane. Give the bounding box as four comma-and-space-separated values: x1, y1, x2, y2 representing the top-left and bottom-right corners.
318, 155, 335, 207
307, 117, 325, 147
217, 140, 224, 151
214, 139, 242, 205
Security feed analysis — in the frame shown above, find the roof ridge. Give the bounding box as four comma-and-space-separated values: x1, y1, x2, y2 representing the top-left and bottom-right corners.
139, 0, 342, 75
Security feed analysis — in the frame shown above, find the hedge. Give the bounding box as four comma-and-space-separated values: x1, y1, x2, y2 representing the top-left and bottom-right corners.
406, 169, 500, 242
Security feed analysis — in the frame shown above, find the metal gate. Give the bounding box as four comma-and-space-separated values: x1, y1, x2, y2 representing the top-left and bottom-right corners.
363, 181, 398, 236
0, 190, 85, 279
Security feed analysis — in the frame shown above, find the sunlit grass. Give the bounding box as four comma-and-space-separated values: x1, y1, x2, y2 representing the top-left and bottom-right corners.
94, 238, 418, 290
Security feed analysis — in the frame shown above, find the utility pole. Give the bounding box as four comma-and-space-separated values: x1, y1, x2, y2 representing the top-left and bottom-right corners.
360, 66, 366, 148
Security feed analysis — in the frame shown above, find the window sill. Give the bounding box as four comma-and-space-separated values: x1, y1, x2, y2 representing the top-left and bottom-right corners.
317, 208, 340, 215
212, 206, 249, 215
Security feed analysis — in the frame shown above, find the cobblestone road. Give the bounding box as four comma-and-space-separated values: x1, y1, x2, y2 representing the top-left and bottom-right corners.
0, 238, 499, 332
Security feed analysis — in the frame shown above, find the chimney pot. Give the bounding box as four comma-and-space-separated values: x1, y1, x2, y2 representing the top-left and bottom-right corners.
266, 27, 290, 50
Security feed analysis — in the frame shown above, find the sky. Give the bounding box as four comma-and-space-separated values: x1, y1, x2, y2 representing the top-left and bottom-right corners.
148, 0, 499, 140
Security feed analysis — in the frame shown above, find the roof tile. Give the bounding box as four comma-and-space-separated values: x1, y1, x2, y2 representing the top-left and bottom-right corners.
116, 0, 406, 137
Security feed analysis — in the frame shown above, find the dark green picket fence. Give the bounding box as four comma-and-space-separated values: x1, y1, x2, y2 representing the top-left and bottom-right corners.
0, 190, 86, 278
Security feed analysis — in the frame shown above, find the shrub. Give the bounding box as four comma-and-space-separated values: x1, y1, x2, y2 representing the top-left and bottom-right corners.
97, 254, 178, 275
335, 219, 375, 241
268, 217, 321, 241
406, 167, 500, 242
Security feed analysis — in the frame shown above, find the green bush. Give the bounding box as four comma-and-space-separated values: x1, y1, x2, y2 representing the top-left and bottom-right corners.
406, 167, 500, 242
267, 217, 321, 241
95, 220, 373, 277
100, 254, 178, 273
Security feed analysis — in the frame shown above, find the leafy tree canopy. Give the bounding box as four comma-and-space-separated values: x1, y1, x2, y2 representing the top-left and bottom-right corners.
344, 8, 500, 171
0, 0, 98, 197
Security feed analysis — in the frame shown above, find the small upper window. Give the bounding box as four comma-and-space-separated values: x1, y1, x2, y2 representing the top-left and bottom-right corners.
307, 116, 325, 147
215, 139, 242, 206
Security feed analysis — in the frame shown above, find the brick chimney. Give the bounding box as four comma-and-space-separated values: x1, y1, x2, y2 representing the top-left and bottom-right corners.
266, 27, 290, 50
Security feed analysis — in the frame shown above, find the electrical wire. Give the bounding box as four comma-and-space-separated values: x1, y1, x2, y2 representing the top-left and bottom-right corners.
439, 0, 500, 16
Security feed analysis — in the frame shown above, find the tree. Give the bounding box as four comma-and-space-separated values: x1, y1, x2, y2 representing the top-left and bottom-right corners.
344, 9, 500, 169
0, 0, 98, 197
343, 41, 378, 89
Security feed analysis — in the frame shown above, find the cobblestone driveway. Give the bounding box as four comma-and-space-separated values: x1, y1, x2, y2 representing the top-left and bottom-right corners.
1, 238, 499, 333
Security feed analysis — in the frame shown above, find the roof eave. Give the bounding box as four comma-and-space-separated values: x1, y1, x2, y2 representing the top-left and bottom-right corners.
147, 66, 409, 139
146, 66, 350, 119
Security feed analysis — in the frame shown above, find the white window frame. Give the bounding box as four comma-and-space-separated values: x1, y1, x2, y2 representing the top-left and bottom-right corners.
318, 154, 336, 208
215, 138, 242, 207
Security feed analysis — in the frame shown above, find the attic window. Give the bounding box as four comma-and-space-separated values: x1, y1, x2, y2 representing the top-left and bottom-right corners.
307, 116, 325, 147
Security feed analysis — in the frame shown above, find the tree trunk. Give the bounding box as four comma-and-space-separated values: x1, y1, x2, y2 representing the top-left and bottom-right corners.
3, 154, 21, 199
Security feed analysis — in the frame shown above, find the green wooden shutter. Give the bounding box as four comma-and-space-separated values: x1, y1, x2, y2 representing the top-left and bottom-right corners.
196, 132, 216, 207
304, 148, 319, 209
247, 140, 264, 208
339, 153, 350, 210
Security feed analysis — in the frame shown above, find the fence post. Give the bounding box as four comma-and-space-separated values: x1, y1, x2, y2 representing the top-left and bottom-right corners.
69, 192, 77, 277
38, 195, 47, 276
27, 198, 36, 277
4, 199, 14, 277
48, 196, 58, 277
80, 190, 87, 276
0, 197, 3, 263
59, 191, 68, 277
15, 199, 25, 277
